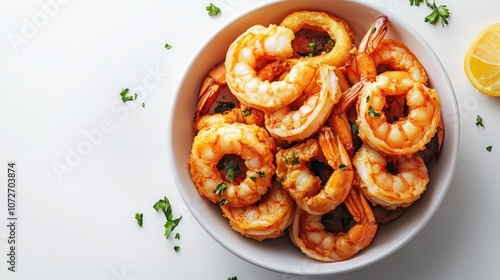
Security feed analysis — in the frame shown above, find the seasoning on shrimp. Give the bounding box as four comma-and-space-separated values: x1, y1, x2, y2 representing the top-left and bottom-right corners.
220, 181, 296, 241
224, 24, 317, 110
356, 71, 441, 156
264, 65, 342, 143
353, 144, 429, 209
276, 127, 354, 215
289, 188, 378, 262
189, 123, 276, 207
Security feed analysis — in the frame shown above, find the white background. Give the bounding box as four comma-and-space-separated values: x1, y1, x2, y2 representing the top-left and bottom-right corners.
1, 0, 500, 279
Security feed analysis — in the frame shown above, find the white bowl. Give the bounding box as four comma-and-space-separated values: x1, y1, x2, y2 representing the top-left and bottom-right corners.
168, 0, 459, 276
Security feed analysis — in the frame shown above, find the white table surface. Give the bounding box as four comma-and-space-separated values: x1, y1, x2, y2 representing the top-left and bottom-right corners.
1, 0, 499, 279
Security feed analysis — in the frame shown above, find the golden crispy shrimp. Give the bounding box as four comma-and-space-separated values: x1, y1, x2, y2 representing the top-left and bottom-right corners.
276, 127, 354, 215
220, 181, 295, 241
194, 105, 265, 132
280, 10, 354, 67
356, 71, 441, 156
372, 39, 428, 85
353, 144, 429, 209
189, 123, 276, 207
289, 188, 378, 262
225, 24, 316, 110
264, 65, 342, 143
346, 16, 388, 84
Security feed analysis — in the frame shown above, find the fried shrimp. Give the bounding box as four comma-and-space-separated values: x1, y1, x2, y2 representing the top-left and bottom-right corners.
356, 71, 441, 156
372, 39, 428, 85
289, 188, 378, 262
276, 127, 354, 215
220, 181, 295, 241
353, 144, 429, 209
194, 63, 265, 131
264, 65, 342, 143
225, 24, 316, 110
189, 123, 276, 207
280, 10, 354, 67
346, 15, 388, 84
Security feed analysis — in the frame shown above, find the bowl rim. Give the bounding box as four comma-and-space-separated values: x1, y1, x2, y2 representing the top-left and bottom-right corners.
167, 0, 460, 275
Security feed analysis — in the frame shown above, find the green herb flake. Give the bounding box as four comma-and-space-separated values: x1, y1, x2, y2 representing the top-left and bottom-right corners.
339, 163, 347, 171
135, 213, 143, 227
348, 120, 359, 135
153, 196, 182, 239
243, 107, 252, 116
486, 146, 492, 152
215, 182, 228, 196
256, 171, 265, 178
206, 3, 221, 16
214, 101, 235, 113
476, 115, 485, 128
175, 232, 181, 240
219, 199, 229, 206
308, 42, 317, 57
119, 88, 134, 103
165, 43, 172, 50
222, 159, 241, 183
228, 277, 238, 280
366, 95, 371, 103
368, 106, 380, 117
173, 245, 180, 252
250, 176, 257, 182
284, 152, 300, 165
410, 0, 451, 27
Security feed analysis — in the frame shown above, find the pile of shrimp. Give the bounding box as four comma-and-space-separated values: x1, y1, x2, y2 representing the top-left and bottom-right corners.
188, 10, 443, 262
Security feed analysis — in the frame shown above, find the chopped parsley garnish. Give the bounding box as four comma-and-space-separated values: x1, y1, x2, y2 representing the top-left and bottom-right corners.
250, 176, 257, 182
173, 245, 180, 252
486, 146, 492, 152
219, 199, 229, 206
153, 196, 182, 239
339, 163, 347, 171
119, 88, 136, 103
228, 277, 238, 280
368, 106, 380, 117
164, 43, 172, 50
308, 42, 317, 57
206, 3, 221, 16
476, 115, 485, 128
217, 159, 241, 182
175, 232, 181, 239
214, 101, 235, 113
366, 95, 371, 103
243, 107, 253, 116
410, 0, 451, 27
142, 102, 145, 108
284, 152, 300, 165
215, 182, 228, 196
256, 171, 265, 178
348, 120, 358, 135
135, 213, 143, 227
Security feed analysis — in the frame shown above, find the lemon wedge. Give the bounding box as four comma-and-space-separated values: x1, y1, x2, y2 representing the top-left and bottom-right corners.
464, 23, 500, 96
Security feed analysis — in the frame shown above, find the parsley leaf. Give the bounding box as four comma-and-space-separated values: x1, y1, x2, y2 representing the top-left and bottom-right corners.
410, 0, 451, 27
164, 43, 172, 50
173, 245, 180, 252
308, 42, 317, 57
175, 232, 181, 240
206, 3, 221, 16
217, 159, 241, 183
228, 277, 238, 280
476, 115, 485, 128
339, 163, 347, 171
349, 120, 359, 135
153, 196, 182, 239
284, 152, 300, 165
368, 106, 380, 117
215, 182, 228, 196
119, 88, 136, 103
219, 198, 229, 206
486, 146, 492, 152
135, 213, 143, 227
